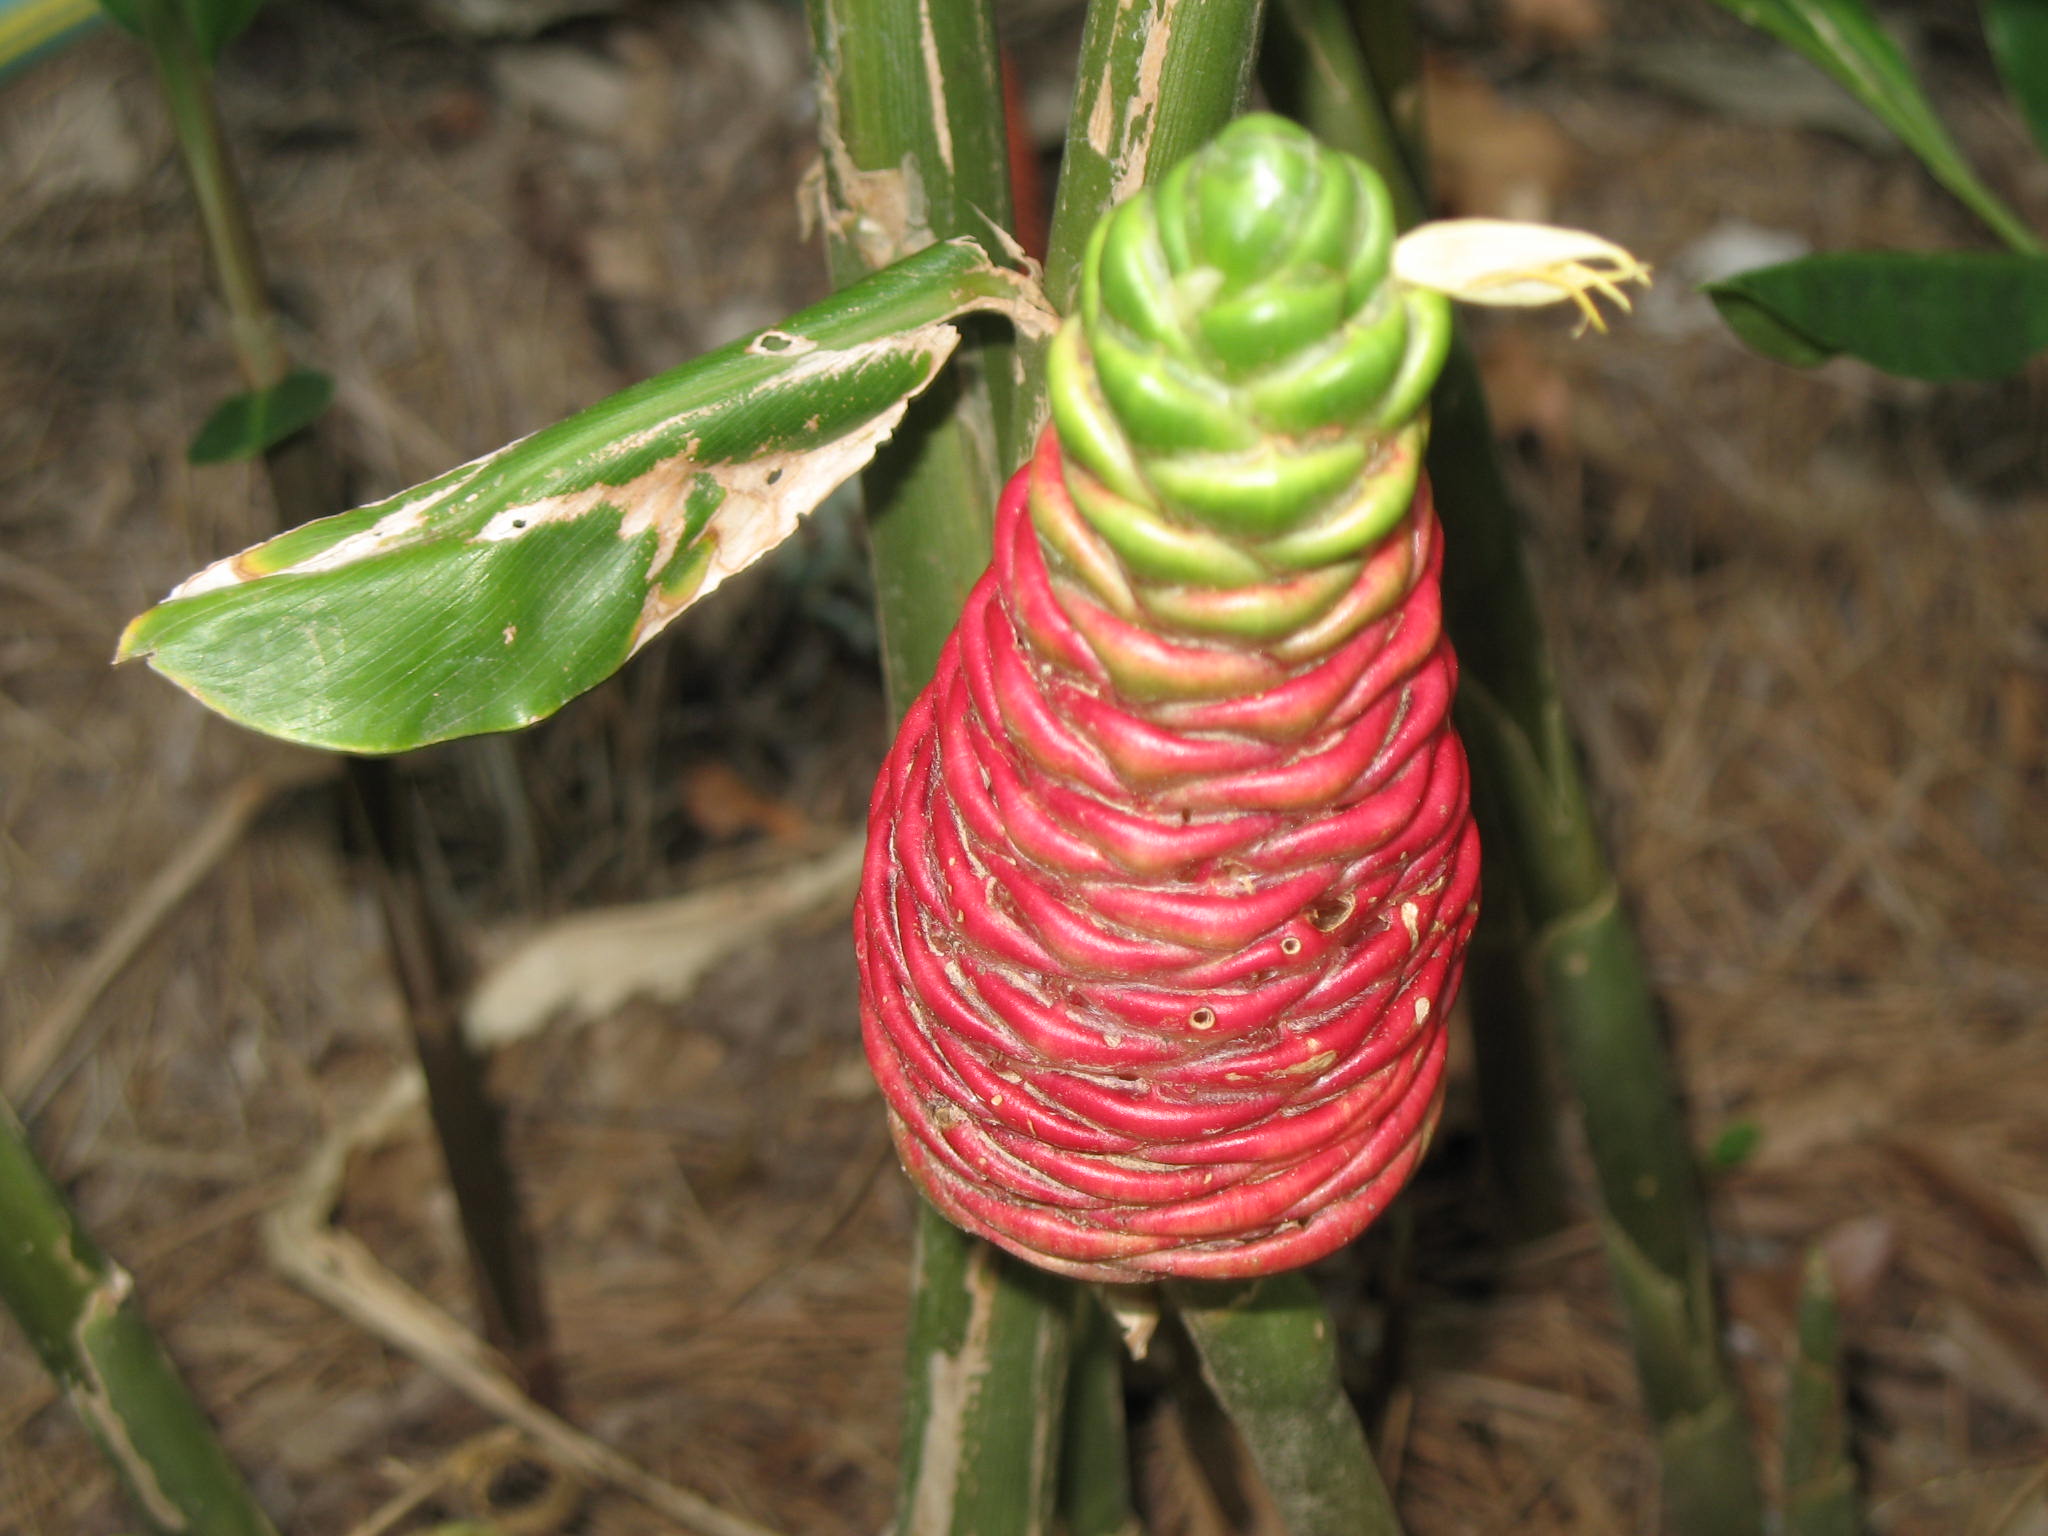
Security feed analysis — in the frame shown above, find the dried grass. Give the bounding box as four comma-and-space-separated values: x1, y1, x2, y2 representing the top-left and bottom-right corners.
2, 2, 2044, 1532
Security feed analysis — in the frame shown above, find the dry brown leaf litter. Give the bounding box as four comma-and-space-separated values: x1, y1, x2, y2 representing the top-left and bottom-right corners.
3, 2, 2045, 1532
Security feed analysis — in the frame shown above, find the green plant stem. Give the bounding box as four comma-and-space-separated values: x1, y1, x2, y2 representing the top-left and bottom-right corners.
1171, 1276, 1405, 1536
1459, 829, 1571, 1238
1283, 17, 1764, 1528
1264, 0, 1571, 1241
1260, 0, 1423, 230
808, 0, 1017, 706
894, 1204, 1075, 1536
1024, 0, 1268, 438
0, 1096, 278, 1536
133, 0, 560, 1405
1784, 1249, 1862, 1536
1431, 214, 1768, 1536
803, 5, 1083, 1530
134, 0, 287, 392
1344, 0, 1425, 183
1035, 11, 1418, 1527
137, 0, 331, 520
1059, 1295, 1139, 1536
346, 765, 560, 1407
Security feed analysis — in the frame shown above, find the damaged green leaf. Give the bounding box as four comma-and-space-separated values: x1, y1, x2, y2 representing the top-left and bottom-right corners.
119, 239, 1054, 755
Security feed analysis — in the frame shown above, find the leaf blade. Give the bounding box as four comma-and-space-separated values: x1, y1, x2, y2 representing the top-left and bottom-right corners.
187, 368, 333, 463
97, 0, 266, 59
121, 239, 1054, 753
1985, 0, 2048, 162
1711, 0, 2042, 252
1706, 249, 2048, 379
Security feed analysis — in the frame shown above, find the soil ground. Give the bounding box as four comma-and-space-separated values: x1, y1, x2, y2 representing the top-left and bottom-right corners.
3, 2, 2046, 1532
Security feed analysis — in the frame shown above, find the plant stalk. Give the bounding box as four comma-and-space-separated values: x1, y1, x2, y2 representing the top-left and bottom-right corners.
807, 0, 1018, 705
1059, 1294, 1139, 1536
1038, 8, 1417, 1526
1783, 1249, 1862, 1536
1259, 0, 1423, 229
1022, 0, 1269, 442
1171, 1276, 1405, 1536
0, 1096, 279, 1536
134, 0, 560, 1406
895, 1205, 1076, 1536
1264, 0, 1572, 1241
134, 0, 287, 392
803, 3, 1080, 1529
346, 766, 560, 1406
1274, 11, 1765, 1526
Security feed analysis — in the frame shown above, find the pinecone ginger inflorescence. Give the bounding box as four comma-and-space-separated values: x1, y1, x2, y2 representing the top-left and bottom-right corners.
857, 115, 1479, 1282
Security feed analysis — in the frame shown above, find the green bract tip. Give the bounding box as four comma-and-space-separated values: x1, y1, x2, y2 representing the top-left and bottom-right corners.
1048, 115, 1446, 626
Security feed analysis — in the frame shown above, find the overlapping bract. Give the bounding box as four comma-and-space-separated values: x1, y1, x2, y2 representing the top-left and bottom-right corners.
856, 116, 1480, 1280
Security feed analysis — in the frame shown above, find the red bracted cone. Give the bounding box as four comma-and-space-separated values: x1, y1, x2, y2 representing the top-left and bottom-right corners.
858, 435, 1474, 1281
857, 116, 1479, 1281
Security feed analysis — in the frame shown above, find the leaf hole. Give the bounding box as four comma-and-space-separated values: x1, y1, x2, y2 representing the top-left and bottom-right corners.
1279, 935, 1303, 957
1189, 1007, 1217, 1031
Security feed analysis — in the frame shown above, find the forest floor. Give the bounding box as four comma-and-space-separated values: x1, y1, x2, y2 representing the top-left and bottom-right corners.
3, 1, 2046, 1531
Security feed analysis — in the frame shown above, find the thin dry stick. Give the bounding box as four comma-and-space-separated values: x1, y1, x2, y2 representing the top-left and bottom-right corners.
263, 1072, 785, 1536
8, 766, 328, 1110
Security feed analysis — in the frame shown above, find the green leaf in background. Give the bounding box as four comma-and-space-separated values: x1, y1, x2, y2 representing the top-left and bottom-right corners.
99, 0, 267, 62
1709, 287, 1837, 369
119, 239, 1054, 754
1707, 250, 2048, 378
1712, 0, 2043, 254
187, 367, 333, 463
1985, 0, 2048, 163
1706, 1119, 1763, 1172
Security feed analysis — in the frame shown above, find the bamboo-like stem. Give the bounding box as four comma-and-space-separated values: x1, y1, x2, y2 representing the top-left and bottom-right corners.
346, 766, 559, 1406
807, 0, 1018, 705
0, 1096, 278, 1536
1264, 0, 1571, 1240
893, 1204, 1075, 1536
1259, 0, 1422, 229
1344, 0, 1424, 185
1273, 12, 1765, 1527
1783, 1250, 1862, 1536
1171, 1276, 1405, 1536
133, 0, 331, 519
1020, 0, 1268, 442
1059, 1295, 1139, 1536
1459, 831, 1572, 1238
130, 0, 561, 1406
802, 5, 1081, 1530
133, 0, 286, 392
1038, 10, 1420, 1526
